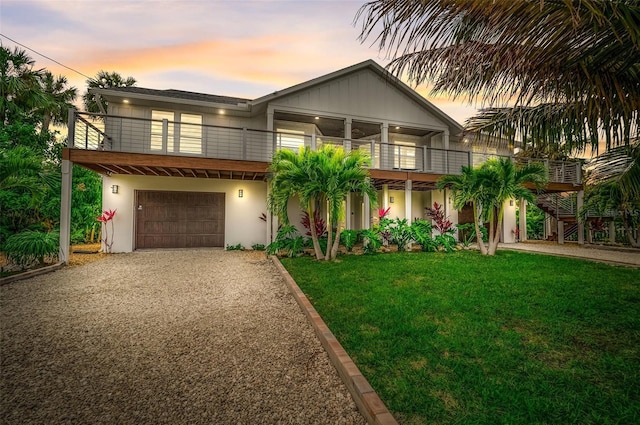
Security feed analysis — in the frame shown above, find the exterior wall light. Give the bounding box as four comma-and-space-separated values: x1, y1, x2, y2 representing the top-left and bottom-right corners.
389, 196, 394, 203
111, 185, 119, 194
238, 189, 244, 198
510, 199, 514, 206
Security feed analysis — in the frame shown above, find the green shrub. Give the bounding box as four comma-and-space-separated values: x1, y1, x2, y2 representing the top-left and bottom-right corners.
340, 230, 359, 252
251, 243, 266, 251
226, 243, 245, 251
389, 218, 413, 251
361, 228, 382, 254
410, 219, 437, 252
3, 230, 59, 268
267, 224, 305, 257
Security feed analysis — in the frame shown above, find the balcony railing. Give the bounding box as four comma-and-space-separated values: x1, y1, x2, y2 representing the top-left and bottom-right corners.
70, 111, 582, 184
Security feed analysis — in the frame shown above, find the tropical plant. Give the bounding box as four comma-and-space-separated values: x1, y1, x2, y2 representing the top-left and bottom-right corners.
582, 141, 640, 246
36, 71, 77, 133
268, 144, 376, 261
410, 219, 437, 252
96, 209, 116, 253
439, 158, 548, 255
358, 0, 640, 154
0, 46, 44, 125
83, 70, 136, 113
340, 229, 359, 252
266, 224, 305, 257
360, 228, 382, 254
301, 209, 327, 238
388, 218, 413, 251
425, 202, 454, 235
3, 230, 58, 268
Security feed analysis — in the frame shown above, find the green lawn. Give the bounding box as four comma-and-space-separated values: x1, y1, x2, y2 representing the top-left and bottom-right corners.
281, 251, 640, 425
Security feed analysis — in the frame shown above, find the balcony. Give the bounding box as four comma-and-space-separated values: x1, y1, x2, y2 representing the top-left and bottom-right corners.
67, 111, 582, 187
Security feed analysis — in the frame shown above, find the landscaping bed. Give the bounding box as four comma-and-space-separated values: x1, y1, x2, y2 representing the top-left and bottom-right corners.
282, 251, 640, 424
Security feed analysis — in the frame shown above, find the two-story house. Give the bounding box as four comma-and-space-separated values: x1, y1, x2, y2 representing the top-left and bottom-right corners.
59, 60, 582, 261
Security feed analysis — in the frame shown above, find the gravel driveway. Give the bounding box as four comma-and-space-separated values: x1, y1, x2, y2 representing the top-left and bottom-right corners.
1, 250, 365, 425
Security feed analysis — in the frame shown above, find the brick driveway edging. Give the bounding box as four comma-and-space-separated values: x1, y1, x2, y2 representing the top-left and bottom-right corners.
271, 257, 398, 425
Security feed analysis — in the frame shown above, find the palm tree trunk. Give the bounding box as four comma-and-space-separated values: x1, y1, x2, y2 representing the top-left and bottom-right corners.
473, 201, 488, 255
330, 227, 342, 260
488, 206, 503, 255
41, 112, 51, 134
307, 204, 324, 260
325, 210, 334, 261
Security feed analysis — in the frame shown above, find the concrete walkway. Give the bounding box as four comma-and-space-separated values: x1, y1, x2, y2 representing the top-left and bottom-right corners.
499, 241, 640, 267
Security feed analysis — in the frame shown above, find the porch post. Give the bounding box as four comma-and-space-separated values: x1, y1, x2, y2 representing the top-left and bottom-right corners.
558, 220, 565, 244
405, 180, 412, 224
577, 190, 584, 245
443, 129, 450, 150
59, 158, 73, 264
519, 198, 527, 242
346, 193, 352, 230
609, 220, 616, 243
381, 123, 389, 169
382, 184, 389, 210
344, 118, 352, 150
363, 193, 371, 229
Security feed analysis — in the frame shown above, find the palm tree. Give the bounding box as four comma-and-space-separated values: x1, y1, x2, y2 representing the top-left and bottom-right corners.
358, 0, 640, 153
438, 166, 488, 254
83, 70, 136, 113
268, 145, 376, 261
37, 72, 77, 133
0, 46, 45, 125
582, 141, 640, 246
439, 158, 548, 255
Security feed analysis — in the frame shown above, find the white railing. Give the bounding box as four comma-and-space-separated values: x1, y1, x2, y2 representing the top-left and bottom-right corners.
70, 111, 581, 184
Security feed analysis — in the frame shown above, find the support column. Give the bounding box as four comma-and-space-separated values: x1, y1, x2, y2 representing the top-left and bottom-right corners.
443, 129, 450, 150
363, 193, 371, 229
380, 123, 389, 169
577, 190, 584, 245
519, 198, 527, 242
382, 184, 389, 210
405, 180, 412, 224
558, 220, 565, 244
346, 193, 352, 230
609, 220, 616, 243
59, 158, 73, 264
344, 118, 352, 152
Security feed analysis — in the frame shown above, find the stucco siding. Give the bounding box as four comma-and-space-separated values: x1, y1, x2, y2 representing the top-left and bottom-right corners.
101, 175, 267, 252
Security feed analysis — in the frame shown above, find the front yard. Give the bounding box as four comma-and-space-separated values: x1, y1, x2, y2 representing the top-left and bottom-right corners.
281, 251, 640, 424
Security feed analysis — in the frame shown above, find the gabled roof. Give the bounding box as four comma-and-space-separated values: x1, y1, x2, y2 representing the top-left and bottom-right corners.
252, 60, 464, 133
92, 86, 250, 110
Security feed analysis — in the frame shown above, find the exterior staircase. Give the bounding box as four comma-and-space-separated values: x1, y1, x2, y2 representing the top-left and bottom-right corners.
536, 193, 577, 222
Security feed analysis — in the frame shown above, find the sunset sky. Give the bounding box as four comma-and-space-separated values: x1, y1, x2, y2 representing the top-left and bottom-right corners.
1, 0, 479, 124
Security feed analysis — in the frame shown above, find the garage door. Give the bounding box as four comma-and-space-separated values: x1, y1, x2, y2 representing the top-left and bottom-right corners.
135, 191, 225, 249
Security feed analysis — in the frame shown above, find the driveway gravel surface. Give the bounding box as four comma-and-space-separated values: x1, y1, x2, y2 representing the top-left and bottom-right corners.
0, 250, 365, 425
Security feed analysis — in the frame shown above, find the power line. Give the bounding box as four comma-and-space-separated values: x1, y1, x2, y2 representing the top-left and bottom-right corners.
0, 33, 94, 81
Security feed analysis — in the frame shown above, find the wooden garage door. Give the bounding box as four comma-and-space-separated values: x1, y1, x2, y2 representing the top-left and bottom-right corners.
135, 191, 225, 249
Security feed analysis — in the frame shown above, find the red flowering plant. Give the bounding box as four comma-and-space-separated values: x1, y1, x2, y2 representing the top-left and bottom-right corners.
301, 210, 327, 237
425, 202, 454, 235
97, 209, 116, 253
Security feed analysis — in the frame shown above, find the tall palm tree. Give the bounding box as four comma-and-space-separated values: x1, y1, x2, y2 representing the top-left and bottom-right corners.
37, 71, 77, 133
358, 0, 640, 153
268, 145, 376, 261
83, 70, 136, 113
439, 158, 548, 255
437, 165, 488, 254
582, 140, 640, 246
0, 46, 45, 125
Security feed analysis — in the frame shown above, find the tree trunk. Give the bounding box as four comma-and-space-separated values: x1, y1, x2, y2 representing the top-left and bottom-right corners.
473, 201, 488, 255
41, 112, 52, 134
623, 216, 640, 248
330, 227, 342, 260
325, 226, 333, 261
307, 204, 324, 260
488, 206, 503, 256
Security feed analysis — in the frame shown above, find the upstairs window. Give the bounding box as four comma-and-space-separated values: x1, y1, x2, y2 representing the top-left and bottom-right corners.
276, 128, 306, 152
393, 141, 416, 169
150, 111, 202, 154
151, 110, 174, 151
